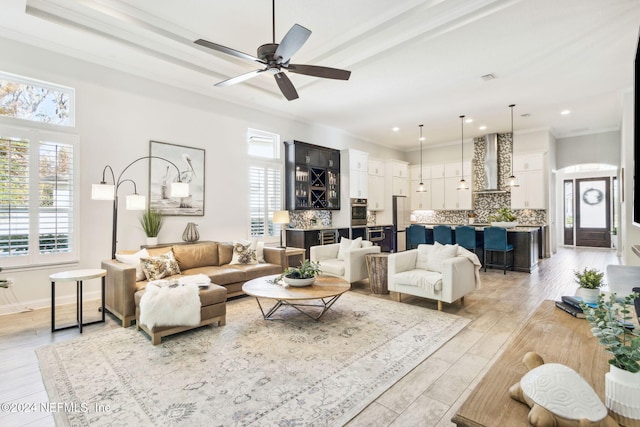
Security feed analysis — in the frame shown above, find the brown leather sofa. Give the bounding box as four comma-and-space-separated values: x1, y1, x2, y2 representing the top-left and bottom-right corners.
102, 241, 285, 327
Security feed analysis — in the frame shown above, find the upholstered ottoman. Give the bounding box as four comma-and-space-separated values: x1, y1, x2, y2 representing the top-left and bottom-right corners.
134, 284, 227, 345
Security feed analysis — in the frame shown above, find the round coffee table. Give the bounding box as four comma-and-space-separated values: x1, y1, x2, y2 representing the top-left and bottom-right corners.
242, 274, 350, 321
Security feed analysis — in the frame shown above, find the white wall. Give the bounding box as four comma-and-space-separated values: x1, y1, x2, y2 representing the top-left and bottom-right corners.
0, 37, 404, 314
556, 131, 621, 170
621, 90, 640, 266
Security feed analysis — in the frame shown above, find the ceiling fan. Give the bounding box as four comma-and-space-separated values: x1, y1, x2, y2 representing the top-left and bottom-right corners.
194, 0, 351, 101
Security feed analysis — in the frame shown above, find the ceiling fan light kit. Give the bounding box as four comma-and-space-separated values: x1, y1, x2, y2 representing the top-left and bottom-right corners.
194, 0, 351, 101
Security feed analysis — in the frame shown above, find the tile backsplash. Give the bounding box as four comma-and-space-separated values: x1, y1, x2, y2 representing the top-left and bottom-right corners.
289, 210, 332, 228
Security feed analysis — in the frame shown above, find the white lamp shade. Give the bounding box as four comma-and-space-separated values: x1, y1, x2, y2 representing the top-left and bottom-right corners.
91, 183, 115, 200
507, 175, 520, 188
416, 182, 426, 192
126, 194, 146, 210
171, 182, 189, 198
457, 179, 469, 190
273, 210, 290, 224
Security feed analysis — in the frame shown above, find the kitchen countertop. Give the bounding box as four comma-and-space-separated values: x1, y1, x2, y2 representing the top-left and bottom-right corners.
414, 223, 543, 232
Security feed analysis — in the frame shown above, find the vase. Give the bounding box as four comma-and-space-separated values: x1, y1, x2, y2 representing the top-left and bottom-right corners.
283, 276, 315, 287
605, 365, 640, 426
182, 222, 200, 243
579, 287, 601, 304
146, 237, 158, 246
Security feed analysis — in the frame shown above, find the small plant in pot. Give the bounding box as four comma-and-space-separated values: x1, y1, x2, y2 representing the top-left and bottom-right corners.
271, 260, 321, 287
139, 208, 164, 245
574, 267, 605, 304
488, 208, 518, 228
581, 292, 640, 424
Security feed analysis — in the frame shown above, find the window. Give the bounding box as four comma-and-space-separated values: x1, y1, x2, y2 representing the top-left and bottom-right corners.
248, 129, 283, 240
0, 72, 78, 268
0, 71, 74, 126
0, 126, 79, 267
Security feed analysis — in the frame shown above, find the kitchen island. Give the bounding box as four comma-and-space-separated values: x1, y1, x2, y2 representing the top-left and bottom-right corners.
415, 224, 541, 273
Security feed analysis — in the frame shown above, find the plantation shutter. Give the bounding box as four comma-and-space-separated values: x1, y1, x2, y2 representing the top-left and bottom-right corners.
249, 164, 282, 238
0, 137, 30, 257
39, 141, 74, 254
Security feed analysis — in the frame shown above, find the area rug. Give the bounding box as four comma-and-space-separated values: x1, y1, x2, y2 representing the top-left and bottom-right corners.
37, 291, 470, 426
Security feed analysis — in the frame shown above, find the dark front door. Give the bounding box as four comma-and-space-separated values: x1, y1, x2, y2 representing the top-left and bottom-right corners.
575, 177, 610, 248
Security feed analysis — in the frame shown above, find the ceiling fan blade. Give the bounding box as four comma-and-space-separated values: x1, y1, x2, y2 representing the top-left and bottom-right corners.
215, 69, 266, 87
194, 38, 264, 64
274, 24, 311, 64
287, 64, 351, 80
274, 72, 299, 101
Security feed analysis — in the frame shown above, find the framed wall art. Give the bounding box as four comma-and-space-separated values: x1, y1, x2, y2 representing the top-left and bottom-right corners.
149, 140, 205, 216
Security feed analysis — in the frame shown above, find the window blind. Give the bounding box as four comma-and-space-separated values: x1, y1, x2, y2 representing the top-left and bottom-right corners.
0, 137, 29, 257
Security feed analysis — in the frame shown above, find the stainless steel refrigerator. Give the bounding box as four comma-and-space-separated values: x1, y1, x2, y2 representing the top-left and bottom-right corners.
392, 195, 410, 252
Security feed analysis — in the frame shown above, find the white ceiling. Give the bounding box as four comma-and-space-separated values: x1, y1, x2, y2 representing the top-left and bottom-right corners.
2, 0, 639, 150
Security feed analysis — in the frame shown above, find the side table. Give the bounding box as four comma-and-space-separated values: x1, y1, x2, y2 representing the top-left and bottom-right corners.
365, 252, 390, 295
284, 247, 306, 269
50, 268, 106, 333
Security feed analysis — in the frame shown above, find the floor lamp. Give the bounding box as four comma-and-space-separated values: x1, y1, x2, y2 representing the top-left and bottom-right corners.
273, 210, 290, 248
91, 156, 190, 259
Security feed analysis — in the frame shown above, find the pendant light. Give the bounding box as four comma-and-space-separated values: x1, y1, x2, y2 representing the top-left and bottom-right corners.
457, 115, 469, 190
416, 124, 426, 192
506, 104, 519, 188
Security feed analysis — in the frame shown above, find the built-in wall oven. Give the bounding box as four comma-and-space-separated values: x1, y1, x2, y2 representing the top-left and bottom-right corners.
350, 198, 368, 226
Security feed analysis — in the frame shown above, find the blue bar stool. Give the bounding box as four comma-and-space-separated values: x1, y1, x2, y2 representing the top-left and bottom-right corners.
483, 226, 514, 274
407, 224, 427, 249
455, 225, 483, 259
434, 225, 453, 245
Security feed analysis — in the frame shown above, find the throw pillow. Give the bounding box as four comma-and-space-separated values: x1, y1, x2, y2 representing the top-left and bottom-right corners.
337, 237, 363, 260
230, 240, 258, 265
416, 244, 434, 270
425, 242, 459, 273
116, 248, 150, 281
256, 240, 265, 263
140, 250, 181, 281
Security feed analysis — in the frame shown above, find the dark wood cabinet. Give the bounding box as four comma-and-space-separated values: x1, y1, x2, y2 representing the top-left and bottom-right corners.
286, 228, 349, 260
285, 140, 340, 210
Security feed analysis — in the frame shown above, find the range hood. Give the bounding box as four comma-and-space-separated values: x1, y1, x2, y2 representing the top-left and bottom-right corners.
475, 133, 507, 194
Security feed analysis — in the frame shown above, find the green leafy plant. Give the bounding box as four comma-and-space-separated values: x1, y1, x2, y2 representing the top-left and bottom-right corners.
270, 260, 321, 284
574, 267, 605, 289
488, 207, 517, 222
139, 208, 164, 237
581, 292, 640, 373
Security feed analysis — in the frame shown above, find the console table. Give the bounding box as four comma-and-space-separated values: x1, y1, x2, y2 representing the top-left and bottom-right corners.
452, 300, 610, 426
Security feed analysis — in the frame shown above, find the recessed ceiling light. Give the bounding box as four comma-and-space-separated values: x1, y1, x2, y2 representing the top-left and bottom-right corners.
465, 118, 473, 124
419, 136, 425, 141
392, 127, 400, 132
479, 125, 487, 130
561, 110, 571, 115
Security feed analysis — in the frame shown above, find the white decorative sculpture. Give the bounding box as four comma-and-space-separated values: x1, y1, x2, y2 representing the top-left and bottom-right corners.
509, 352, 619, 427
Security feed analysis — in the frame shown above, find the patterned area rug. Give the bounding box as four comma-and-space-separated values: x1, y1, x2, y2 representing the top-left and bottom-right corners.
37, 291, 470, 426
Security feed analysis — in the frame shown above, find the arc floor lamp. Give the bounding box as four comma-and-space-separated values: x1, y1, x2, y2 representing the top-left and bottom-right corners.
91, 156, 189, 259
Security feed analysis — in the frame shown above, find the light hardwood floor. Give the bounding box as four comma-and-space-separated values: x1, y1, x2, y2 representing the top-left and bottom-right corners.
0, 247, 621, 426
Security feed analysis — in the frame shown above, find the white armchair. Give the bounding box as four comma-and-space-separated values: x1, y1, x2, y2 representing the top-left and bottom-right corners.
310, 240, 381, 283
388, 243, 481, 311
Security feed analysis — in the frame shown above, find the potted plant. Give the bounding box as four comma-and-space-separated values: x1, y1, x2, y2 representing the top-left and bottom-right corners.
488, 208, 518, 228
139, 208, 164, 246
574, 267, 605, 304
581, 292, 640, 424
271, 260, 321, 287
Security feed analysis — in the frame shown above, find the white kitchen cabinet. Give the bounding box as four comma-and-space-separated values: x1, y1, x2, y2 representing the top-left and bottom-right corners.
511, 169, 545, 209
392, 176, 409, 196
368, 174, 385, 210
391, 161, 408, 178
443, 177, 472, 210
368, 158, 385, 176
349, 169, 368, 198
410, 164, 430, 182
510, 153, 546, 209
348, 149, 369, 172
410, 179, 431, 210
444, 161, 471, 178
430, 178, 445, 210
430, 164, 445, 179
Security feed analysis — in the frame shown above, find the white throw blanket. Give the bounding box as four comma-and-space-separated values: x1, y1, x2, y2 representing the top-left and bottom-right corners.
178, 274, 211, 287
139, 282, 201, 329
456, 247, 482, 289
